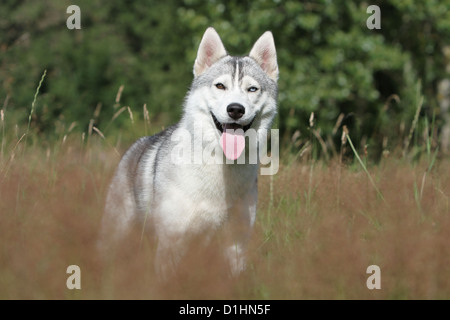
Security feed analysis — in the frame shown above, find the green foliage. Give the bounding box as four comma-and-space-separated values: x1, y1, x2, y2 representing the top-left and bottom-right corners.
0, 0, 449, 158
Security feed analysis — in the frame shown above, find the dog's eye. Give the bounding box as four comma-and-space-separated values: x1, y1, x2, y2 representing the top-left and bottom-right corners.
215, 83, 226, 90
248, 86, 259, 92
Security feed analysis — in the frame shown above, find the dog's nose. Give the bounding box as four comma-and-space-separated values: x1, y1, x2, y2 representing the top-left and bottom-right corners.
227, 103, 245, 120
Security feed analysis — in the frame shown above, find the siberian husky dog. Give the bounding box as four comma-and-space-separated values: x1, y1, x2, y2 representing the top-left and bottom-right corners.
100, 27, 279, 278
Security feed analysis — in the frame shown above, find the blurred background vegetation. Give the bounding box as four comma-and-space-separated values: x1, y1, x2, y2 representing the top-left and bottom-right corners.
1, 0, 449, 160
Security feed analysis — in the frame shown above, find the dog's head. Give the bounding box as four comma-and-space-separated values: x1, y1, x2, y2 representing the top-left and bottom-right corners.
184, 27, 278, 160
189, 27, 278, 131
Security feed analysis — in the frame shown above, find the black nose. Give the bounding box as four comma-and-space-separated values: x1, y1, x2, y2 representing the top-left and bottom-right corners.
227, 103, 245, 120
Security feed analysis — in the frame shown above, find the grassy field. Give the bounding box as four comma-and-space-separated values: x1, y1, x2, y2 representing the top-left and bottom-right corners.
0, 77, 449, 299
0, 126, 449, 299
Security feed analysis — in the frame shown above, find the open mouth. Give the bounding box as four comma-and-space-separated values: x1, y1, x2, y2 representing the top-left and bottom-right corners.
211, 112, 256, 160
211, 112, 255, 133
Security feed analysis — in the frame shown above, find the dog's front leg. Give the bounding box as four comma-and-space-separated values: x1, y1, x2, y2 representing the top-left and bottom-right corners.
225, 242, 248, 277
224, 191, 257, 277
154, 232, 186, 281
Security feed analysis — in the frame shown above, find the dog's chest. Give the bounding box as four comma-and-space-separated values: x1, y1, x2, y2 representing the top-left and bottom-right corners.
157, 163, 257, 233
188, 162, 256, 200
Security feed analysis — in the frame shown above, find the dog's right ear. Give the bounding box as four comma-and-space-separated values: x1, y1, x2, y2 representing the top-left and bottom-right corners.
194, 27, 227, 77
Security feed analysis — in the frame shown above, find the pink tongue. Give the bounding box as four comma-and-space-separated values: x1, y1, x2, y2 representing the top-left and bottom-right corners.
220, 131, 245, 160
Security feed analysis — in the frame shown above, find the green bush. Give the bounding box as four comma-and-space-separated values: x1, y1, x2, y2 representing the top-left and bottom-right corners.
1, 0, 448, 158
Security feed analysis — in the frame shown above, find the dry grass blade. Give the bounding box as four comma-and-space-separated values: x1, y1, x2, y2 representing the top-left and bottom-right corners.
1, 133, 26, 177
312, 128, 329, 161
92, 126, 120, 158
92, 126, 106, 140
143, 104, 150, 135
143, 104, 150, 125
344, 126, 386, 204
68, 122, 78, 133
115, 85, 124, 106
93, 103, 102, 119
403, 81, 424, 158
127, 106, 134, 124
26, 70, 47, 138
332, 113, 345, 135
1, 109, 5, 158
88, 119, 94, 138
111, 106, 126, 122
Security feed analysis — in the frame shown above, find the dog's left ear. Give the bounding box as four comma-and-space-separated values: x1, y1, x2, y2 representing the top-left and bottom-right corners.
194, 27, 227, 77
249, 31, 278, 81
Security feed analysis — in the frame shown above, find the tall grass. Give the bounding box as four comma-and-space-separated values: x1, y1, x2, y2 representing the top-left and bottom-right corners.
344, 125, 386, 204
24, 70, 47, 149
0, 78, 449, 299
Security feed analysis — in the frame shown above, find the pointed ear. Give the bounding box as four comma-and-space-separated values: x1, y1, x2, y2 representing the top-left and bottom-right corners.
193, 27, 227, 77
249, 31, 278, 81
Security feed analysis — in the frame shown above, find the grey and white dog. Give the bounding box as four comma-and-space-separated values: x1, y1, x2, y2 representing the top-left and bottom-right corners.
100, 27, 278, 277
